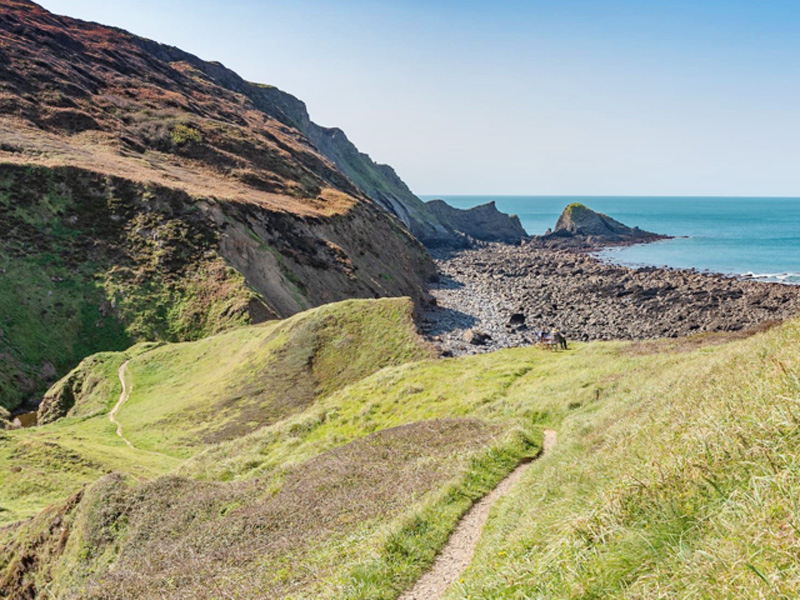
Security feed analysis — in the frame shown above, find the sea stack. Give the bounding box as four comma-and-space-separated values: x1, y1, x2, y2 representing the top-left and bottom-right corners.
537, 203, 669, 248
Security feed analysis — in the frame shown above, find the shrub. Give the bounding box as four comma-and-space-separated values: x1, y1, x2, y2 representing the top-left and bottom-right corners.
169, 123, 202, 146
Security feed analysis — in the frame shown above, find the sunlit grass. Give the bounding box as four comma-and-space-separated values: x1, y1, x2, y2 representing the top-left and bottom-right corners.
0, 298, 432, 523
3, 298, 799, 598
443, 320, 800, 599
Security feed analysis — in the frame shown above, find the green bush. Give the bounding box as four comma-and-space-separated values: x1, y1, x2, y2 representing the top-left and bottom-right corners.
170, 123, 202, 146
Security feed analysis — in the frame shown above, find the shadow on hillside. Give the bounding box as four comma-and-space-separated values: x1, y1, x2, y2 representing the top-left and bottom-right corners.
419, 305, 478, 337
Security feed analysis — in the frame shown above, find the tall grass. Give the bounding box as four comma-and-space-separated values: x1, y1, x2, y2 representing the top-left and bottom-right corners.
444, 320, 800, 599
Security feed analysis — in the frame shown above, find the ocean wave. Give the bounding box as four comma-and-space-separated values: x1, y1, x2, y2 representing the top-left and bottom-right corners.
742, 271, 800, 284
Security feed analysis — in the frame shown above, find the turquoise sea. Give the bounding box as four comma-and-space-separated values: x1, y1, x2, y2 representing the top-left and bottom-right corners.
421, 196, 800, 284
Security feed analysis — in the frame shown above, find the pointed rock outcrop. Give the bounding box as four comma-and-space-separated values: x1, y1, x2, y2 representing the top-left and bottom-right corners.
537, 203, 668, 248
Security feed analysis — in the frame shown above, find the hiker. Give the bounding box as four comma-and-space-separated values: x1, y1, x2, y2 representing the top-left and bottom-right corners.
539, 329, 559, 351
553, 330, 568, 350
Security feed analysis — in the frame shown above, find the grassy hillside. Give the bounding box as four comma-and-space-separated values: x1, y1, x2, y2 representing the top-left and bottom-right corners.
0, 160, 435, 416
0, 165, 260, 414
1, 0, 439, 414
0, 298, 433, 524
0, 298, 541, 599
104, 297, 435, 456
1, 298, 799, 599
447, 319, 800, 599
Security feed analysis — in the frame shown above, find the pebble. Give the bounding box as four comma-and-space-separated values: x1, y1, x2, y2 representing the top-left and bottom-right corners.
421, 243, 800, 356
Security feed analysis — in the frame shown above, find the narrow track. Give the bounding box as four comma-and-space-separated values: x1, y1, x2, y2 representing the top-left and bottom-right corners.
399, 429, 558, 600
109, 360, 134, 449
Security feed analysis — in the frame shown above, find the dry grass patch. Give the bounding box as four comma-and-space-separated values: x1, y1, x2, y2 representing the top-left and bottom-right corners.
4, 419, 513, 600
625, 319, 782, 355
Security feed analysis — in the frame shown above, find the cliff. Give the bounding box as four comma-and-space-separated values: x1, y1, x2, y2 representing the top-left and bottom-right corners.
119, 34, 464, 247
425, 199, 528, 244
0, 0, 436, 411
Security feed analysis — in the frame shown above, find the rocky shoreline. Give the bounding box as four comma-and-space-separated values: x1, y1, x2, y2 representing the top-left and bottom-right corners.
420, 242, 800, 356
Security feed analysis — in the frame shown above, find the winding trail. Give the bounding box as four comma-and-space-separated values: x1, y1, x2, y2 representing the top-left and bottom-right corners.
109, 360, 135, 449
399, 429, 558, 600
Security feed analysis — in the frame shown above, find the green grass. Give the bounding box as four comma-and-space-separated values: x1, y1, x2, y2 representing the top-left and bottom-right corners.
178, 343, 606, 482
0, 164, 259, 412
2, 298, 800, 599
0, 298, 433, 523
37, 351, 128, 424
336, 427, 539, 600
169, 123, 203, 146
444, 320, 800, 599
118, 297, 433, 456
565, 201, 587, 212
0, 420, 179, 525
0, 239, 132, 412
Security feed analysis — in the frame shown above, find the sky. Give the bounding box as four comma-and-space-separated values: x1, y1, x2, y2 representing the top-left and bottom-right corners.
38, 0, 800, 196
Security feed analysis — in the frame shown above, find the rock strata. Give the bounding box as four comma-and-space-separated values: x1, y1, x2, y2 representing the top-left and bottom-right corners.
425, 200, 528, 245
421, 243, 800, 355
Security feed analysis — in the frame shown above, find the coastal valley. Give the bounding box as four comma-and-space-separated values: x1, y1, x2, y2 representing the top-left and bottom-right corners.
2, 2, 800, 599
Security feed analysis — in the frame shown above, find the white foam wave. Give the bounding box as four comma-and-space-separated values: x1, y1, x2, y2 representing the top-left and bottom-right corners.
742, 271, 800, 284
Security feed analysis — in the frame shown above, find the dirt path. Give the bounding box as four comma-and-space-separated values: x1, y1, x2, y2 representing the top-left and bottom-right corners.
399, 429, 558, 600
109, 360, 134, 449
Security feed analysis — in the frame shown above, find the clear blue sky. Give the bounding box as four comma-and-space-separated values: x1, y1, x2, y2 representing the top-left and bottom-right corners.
39, 0, 800, 196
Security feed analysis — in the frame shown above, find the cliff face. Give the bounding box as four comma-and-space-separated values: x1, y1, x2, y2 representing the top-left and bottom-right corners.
0, 164, 436, 414
0, 0, 436, 412
425, 199, 528, 244
111, 32, 462, 247
243, 86, 462, 246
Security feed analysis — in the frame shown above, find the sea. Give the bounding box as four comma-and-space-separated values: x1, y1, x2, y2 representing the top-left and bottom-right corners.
420, 196, 800, 285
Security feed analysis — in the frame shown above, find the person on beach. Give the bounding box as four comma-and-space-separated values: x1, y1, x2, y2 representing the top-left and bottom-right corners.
553, 330, 568, 350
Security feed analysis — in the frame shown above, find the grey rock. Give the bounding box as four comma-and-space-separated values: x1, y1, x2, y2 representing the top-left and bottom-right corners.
420, 242, 800, 356
464, 329, 492, 346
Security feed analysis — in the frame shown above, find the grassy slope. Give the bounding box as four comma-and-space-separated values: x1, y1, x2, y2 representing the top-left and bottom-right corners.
0, 298, 541, 599
448, 320, 800, 599
0, 298, 433, 524
2, 298, 799, 599
116, 296, 436, 456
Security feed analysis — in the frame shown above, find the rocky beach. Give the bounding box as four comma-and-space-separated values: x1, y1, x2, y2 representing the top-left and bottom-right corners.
420, 207, 800, 355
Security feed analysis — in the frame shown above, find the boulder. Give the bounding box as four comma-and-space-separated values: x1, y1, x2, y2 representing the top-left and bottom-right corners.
463, 329, 492, 346
507, 313, 526, 326
505, 313, 527, 331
